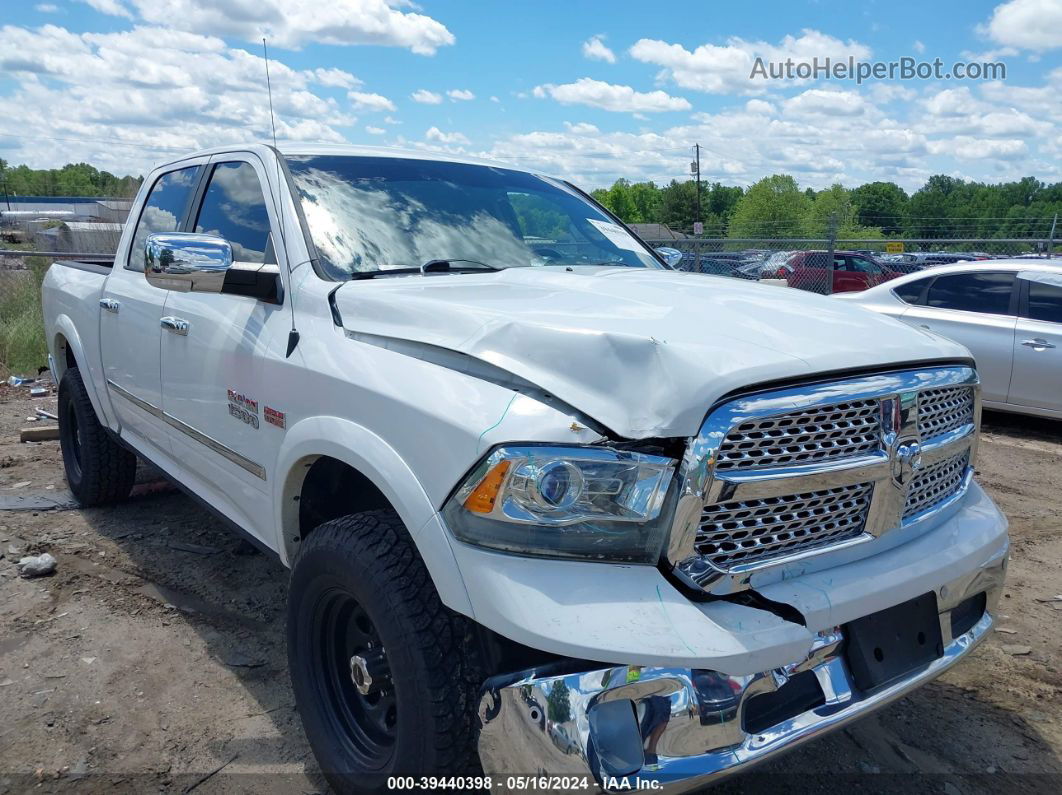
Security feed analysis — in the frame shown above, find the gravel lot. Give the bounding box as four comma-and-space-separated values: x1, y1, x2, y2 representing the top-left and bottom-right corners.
0, 381, 1059, 793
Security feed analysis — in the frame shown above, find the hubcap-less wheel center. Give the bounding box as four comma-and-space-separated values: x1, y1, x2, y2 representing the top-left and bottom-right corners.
350, 647, 389, 696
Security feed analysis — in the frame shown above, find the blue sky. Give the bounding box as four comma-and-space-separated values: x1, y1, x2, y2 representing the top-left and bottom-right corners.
0, 0, 1060, 191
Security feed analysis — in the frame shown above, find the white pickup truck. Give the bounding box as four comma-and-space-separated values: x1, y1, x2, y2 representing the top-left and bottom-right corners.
42, 144, 1008, 793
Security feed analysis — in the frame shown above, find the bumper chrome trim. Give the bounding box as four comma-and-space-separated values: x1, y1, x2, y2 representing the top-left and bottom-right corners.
478, 601, 993, 793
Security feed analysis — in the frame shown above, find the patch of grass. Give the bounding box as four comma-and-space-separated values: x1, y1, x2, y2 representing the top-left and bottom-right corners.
0, 256, 50, 378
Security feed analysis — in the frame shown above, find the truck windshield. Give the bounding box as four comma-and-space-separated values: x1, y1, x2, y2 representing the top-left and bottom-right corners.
284, 154, 662, 280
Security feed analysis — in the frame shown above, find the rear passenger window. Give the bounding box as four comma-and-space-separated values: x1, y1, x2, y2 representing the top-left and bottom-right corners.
127, 166, 201, 271
892, 278, 929, 305
1026, 280, 1062, 323
194, 162, 275, 264
926, 272, 1015, 315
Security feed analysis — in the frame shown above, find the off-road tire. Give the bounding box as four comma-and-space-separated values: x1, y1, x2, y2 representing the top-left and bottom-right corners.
287, 510, 483, 794
58, 367, 137, 506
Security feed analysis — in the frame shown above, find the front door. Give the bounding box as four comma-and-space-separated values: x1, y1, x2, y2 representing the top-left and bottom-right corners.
1008, 273, 1062, 412
158, 157, 291, 541
101, 164, 202, 456
899, 271, 1018, 403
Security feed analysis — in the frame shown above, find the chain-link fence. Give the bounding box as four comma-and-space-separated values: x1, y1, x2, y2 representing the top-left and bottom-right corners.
644, 237, 1060, 295
0, 206, 124, 378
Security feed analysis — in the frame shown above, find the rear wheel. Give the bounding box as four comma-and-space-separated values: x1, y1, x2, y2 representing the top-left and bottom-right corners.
287, 510, 482, 794
58, 367, 136, 506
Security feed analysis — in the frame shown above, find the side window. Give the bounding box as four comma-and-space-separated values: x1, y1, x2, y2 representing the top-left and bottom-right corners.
893, 278, 930, 305
849, 256, 881, 274
127, 166, 201, 271
926, 272, 1015, 315
194, 162, 276, 264
1026, 280, 1062, 323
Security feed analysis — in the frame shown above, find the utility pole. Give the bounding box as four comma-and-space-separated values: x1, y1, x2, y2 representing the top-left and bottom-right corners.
692, 144, 702, 234
1048, 213, 1058, 258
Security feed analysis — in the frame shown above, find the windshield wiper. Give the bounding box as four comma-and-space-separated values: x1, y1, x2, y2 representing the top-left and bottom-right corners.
352, 259, 502, 280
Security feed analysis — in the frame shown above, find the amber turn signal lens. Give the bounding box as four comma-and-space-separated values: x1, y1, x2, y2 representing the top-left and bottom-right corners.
463, 460, 511, 514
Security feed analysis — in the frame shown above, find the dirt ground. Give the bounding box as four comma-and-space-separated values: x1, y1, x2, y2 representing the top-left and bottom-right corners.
0, 381, 1059, 794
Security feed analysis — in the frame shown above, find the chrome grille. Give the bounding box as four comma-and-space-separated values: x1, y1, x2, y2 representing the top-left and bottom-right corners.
695, 483, 873, 570
918, 387, 974, 439
714, 399, 881, 471
903, 451, 971, 520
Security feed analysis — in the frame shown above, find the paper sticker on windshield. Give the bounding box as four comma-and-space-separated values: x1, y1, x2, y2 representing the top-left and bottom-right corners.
587, 218, 641, 252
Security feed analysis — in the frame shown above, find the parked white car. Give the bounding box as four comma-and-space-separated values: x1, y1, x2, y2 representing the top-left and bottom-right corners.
837, 261, 1062, 419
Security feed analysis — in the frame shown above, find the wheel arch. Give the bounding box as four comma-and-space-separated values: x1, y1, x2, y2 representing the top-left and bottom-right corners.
50, 317, 113, 427
274, 415, 473, 616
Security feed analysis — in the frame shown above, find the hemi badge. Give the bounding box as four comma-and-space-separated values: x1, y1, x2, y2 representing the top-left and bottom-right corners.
264, 407, 286, 429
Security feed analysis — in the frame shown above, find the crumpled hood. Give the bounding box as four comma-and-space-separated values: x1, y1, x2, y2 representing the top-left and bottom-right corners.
334, 267, 970, 438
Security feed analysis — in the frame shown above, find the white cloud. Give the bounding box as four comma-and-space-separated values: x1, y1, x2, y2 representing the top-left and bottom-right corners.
35, 3, 59, 11
365, 125, 386, 135
77, 0, 133, 18
921, 87, 986, 117
411, 89, 443, 104
929, 136, 1028, 160
121, 0, 454, 54
783, 89, 866, 117
490, 95, 500, 103
980, 0, 1062, 51
629, 29, 872, 94
446, 88, 475, 101
563, 121, 600, 134
532, 78, 691, 112
0, 25, 352, 173
310, 67, 361, 89
960, 45, 1019, 61
913, 40, 925, 54
348, 91, 396, 111
384, 115, 401, 125
582, 35, 616, 63
425, 126, 470, 145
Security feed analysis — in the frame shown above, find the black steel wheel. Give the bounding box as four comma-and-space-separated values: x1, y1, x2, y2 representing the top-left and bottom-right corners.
287, 510, 483, 795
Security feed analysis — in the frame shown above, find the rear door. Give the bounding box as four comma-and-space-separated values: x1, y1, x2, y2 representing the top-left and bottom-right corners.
899, 271, 1018, 402
158, 156, 290, 541
1008, 273, 1062, 413
100, 163, 203, 456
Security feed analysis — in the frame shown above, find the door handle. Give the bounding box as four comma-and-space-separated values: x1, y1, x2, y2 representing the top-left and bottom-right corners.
1021, 338, 1056, 350
918, 324, 931, 330
160, 316, 190, 336
99, 298, 120, 314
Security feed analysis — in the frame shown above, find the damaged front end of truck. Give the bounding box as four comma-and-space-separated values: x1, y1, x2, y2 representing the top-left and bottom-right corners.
463, 364, 1008, 791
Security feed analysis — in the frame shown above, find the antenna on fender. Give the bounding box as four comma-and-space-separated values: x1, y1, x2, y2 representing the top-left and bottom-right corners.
263, 36, 300, 358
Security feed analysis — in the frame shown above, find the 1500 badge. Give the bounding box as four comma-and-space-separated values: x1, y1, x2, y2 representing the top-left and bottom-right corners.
227, 389, 260, 429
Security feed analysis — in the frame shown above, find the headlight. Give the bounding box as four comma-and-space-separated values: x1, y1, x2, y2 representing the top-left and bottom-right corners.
442, 445, 677, 563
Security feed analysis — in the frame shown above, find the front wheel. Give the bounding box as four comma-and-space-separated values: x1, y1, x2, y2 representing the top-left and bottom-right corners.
287, 510, 483, 794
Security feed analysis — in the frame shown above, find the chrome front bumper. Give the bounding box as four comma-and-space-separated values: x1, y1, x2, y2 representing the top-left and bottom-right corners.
478, 579, 1000, 792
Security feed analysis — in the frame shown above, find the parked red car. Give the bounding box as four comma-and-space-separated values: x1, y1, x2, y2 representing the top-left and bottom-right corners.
773, 251, 903, 294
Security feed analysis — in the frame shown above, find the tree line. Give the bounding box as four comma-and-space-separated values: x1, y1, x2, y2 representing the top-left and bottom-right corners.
0, 160, 142, 199
590, 174, 1062, 241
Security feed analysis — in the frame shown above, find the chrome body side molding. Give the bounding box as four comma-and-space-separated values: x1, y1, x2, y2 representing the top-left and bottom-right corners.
106, 379, 266, 480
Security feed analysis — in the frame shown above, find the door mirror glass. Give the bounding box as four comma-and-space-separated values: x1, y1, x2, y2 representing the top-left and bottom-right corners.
655, 247, 684, 268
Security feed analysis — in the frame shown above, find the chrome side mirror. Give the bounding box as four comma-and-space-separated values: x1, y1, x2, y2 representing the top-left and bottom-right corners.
655, 246, 684, 269
145, 233, 233, 293
144, 233, 281, 303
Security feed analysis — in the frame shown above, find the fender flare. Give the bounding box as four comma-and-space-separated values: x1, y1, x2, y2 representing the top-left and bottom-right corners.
273, 414, 474, 617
